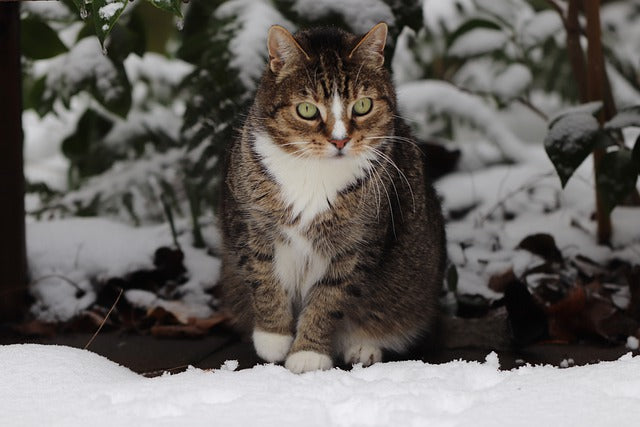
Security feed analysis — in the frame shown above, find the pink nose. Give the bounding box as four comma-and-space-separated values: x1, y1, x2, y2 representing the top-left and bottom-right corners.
329, 138, 350, 149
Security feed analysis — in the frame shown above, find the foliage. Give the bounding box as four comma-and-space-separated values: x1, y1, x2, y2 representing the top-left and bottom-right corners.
21, 0, 640, 244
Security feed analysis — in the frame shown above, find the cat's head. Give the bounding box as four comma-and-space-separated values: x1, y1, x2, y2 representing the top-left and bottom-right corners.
253, 23, 396, 160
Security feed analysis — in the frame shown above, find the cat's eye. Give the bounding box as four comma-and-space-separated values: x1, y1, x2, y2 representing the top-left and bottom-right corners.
296, 102, 319, 120
353, 97, 373, 116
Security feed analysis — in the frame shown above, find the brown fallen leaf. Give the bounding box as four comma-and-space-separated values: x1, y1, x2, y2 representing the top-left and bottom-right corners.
13, 319, 57, 337
188, 312, 231, 330
488, 268, 517, 293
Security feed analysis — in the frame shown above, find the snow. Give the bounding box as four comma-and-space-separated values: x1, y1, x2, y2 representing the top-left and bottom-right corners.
98, 3, 125, 21
521, 10, 563, 48
397, 80, 528, 162
448, 28, 508, 57
215, 0, 293, 90
627, 336, 640, 351
27, 218, 220, 321
293, 0, 394, 34
3, 345, 640, 426
23, 108, 76, 190
435, 141, 640, 298
422, 0, 475, 35
492, 64, 532, 101
41, 37, 125, 105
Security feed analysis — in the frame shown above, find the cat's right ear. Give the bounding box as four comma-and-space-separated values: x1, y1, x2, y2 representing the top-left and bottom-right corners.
267, 25, 309, 74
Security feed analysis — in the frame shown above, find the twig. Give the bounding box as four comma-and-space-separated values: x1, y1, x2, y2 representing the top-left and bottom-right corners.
84, 287, 123, 350
543, 0, 569, 28
516, 97, 548, 121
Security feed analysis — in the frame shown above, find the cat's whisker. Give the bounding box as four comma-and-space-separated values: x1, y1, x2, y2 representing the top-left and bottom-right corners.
392, 113, 422, 124
370, 156, 404, 223
363, 161, 382, 220
370, 164, 395, 237
354, 62, 365, 89
367, 146, 416, 214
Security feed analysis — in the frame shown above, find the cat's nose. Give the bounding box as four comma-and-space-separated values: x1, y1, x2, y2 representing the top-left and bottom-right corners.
329, 138, 350, 150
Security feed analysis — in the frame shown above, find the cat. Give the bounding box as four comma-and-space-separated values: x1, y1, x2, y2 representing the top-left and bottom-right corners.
219, 22, 446, 373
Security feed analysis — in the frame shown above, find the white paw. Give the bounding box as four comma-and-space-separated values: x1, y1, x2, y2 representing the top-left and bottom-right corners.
285, 351, 333, 374
252, 329, 293, 363
344, 343, 382, 366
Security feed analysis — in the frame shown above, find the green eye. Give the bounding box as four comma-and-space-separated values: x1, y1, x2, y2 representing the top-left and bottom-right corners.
296, 102, 318, 119
353, 97, 373, 116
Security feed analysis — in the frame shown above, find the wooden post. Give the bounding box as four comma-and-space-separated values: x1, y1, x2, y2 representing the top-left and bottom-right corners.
0, 1, 28, 322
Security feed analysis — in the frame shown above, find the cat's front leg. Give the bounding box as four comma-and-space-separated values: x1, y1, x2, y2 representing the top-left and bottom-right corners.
248, 269, 295, 363
285, 277, 351, 373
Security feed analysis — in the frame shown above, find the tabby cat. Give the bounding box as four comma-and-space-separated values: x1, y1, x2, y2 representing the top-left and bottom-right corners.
220, 23, 446, 373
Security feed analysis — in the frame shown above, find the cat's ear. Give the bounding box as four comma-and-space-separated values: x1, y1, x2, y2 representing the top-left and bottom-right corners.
267, 25, 309, 74
349, 22, 388, 67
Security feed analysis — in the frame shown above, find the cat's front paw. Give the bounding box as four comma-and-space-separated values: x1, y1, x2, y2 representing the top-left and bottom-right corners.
285, 351, 333, 374
252, 329, 293, 363
344, 343, 382, 367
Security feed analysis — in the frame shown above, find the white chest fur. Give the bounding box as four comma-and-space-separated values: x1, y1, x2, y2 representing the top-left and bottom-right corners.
253, 132, 370, 302
253, 132, 371, 227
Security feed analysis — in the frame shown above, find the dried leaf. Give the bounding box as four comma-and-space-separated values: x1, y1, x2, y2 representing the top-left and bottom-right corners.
188, 312, 231, 330
488, 268, 516, 293
13, 320, 56, 337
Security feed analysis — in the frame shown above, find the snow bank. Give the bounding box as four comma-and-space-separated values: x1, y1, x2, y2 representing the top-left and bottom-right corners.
27, 218, 220, 321
2, 344, 640, 426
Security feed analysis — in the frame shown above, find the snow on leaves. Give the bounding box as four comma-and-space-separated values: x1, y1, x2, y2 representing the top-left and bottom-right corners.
544, 110, 601, 187
93, 0, 128, 47
545, 103, 640, 210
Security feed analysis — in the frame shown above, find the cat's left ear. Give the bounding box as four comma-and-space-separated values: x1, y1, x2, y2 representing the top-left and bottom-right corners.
349, 22, 388, 67
267, 25, 310, 74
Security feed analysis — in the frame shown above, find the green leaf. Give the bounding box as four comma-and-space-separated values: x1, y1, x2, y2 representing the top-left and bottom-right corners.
604, 105, 640, 131
446, 264, 458, 294
21, 18, 68, 59
147, 0, 183, 18
545, 113, 602, 187
24, 75, 47, 114
447, 18, 501, 47
62, 108, 118, 180
93, 0, 128, 47
597, 148, 639, 212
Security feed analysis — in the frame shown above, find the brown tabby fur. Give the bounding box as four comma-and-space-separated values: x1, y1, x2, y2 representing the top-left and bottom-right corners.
219, 23, 446, 370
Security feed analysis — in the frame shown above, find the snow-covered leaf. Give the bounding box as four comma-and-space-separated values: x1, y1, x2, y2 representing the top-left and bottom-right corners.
544, 113, 601, 187
147, 0, 183, 18
597, 148, 639, 212
43, 37, 132, 117
448, 27, 508, 57
604, 105, 640, 131
521, 10, 563, 48
447, 18, 501, 48
293, 0, 394, 34
492, 63, 532, 101
21, 18, 68, 59
549, 102, 603, 128
93, 0, 128, 48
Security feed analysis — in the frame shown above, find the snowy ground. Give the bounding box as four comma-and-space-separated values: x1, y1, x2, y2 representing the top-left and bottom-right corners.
2, 344, 640, 426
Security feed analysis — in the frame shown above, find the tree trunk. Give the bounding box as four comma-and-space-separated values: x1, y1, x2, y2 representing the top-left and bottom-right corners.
582, 0, 613, 245
0, 2, 28, 323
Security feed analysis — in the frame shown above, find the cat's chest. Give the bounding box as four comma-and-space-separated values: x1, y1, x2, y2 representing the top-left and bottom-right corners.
252, 132, 370, 227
